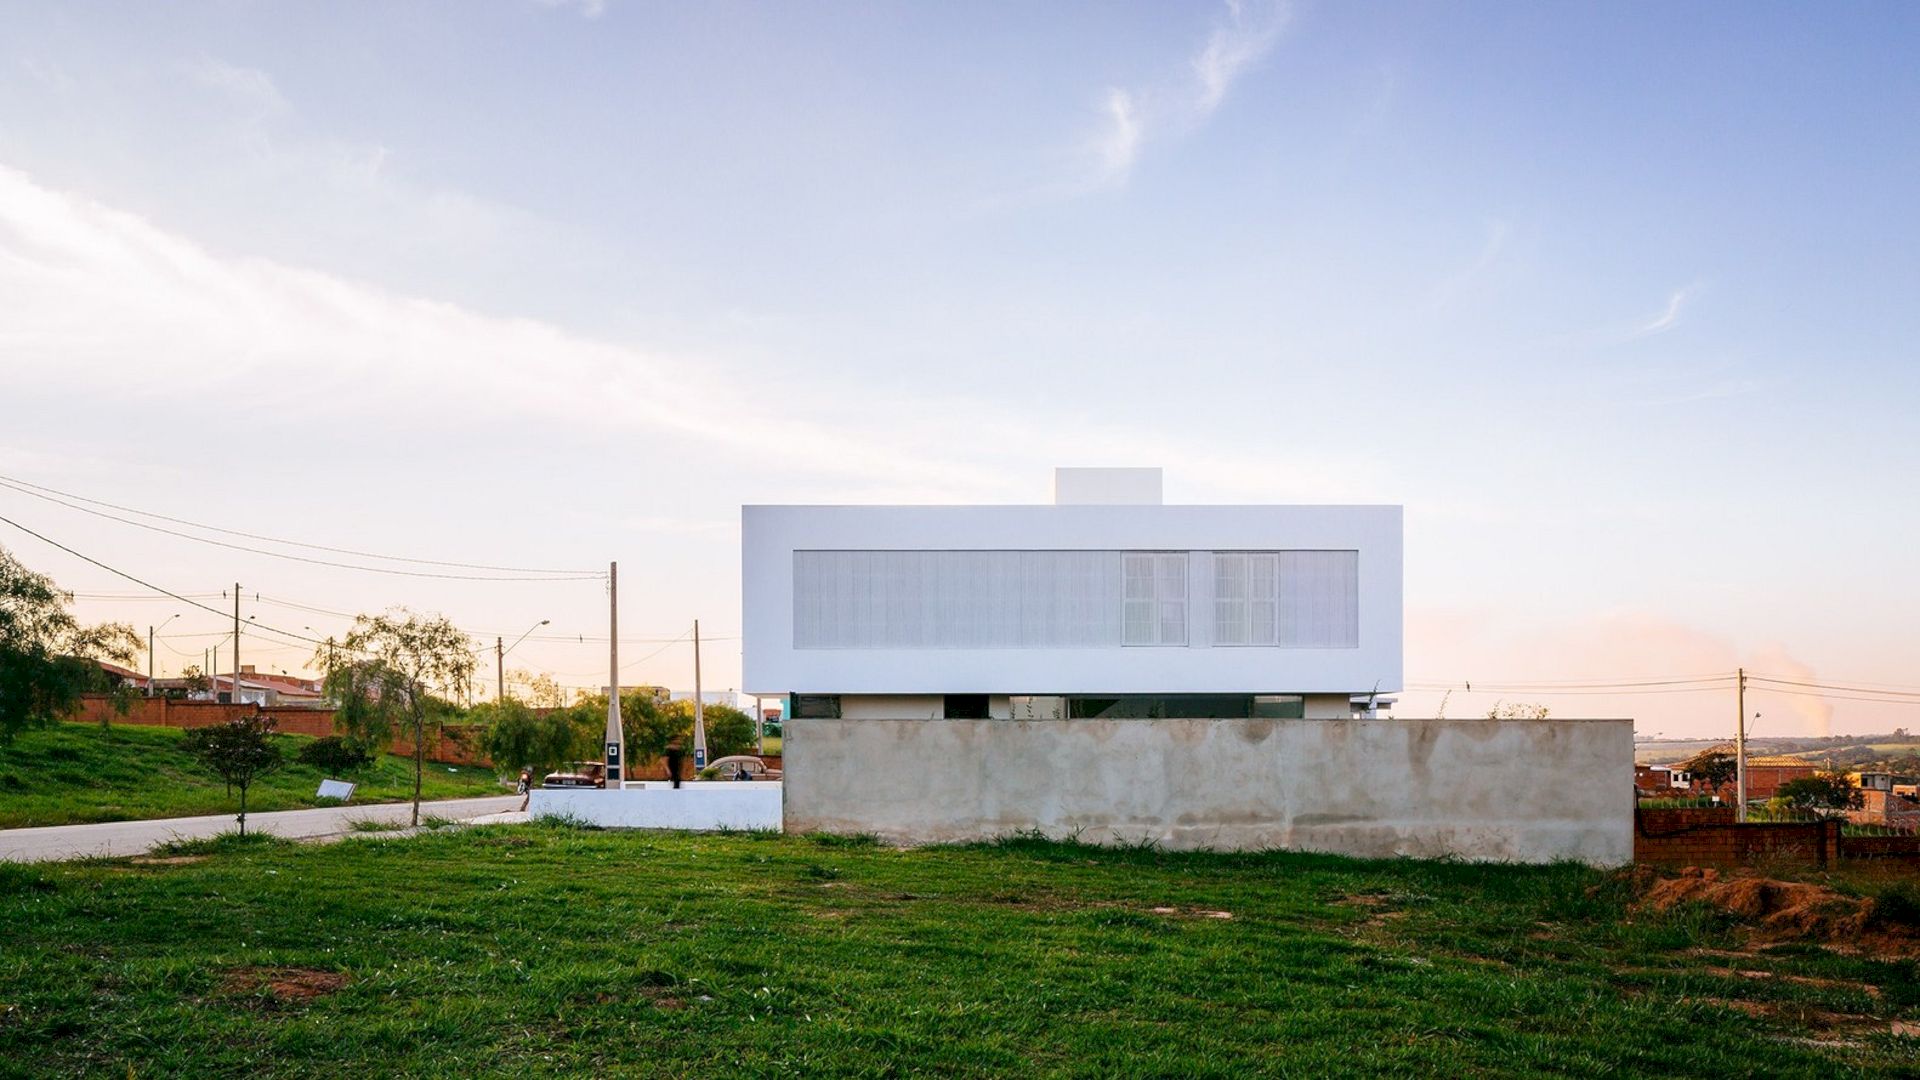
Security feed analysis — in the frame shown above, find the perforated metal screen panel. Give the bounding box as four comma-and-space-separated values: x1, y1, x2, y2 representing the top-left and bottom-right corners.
793, 549, 1357, 650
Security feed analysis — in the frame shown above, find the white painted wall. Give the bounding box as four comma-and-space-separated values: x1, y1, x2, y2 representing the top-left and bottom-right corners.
529, 783, 783, 831
784, 718, 1633, 865
742, 504, 1402, 696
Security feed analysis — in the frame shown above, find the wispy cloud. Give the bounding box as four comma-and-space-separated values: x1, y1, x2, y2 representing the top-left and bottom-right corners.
184, 58, 288, 120
532, 0, 608, 18
1076, 0, 1290, 188
1090, 89, 1142, 185
1628, 284, 1697, 339
1193, 0, 1290, 116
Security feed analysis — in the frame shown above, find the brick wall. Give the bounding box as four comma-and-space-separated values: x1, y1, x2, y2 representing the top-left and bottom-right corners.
77, 695, 494, 768
1635, 806, 1841, 867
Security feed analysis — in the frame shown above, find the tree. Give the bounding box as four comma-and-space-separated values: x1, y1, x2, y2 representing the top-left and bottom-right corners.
1777, 772, 1860, 811
180, 664, 212, 698
477, 698, 590, 779
181, 713, 284, 835
1678, 749, 1737, 790
1486, 701, 1550, 720
662, 699, 757, 759
0, 545, 142, 747
314, 609, 474, 826
506, 669, 568, 709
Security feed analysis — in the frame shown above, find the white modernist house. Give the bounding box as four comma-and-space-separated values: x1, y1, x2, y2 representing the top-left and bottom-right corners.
742, 469, 1403, 720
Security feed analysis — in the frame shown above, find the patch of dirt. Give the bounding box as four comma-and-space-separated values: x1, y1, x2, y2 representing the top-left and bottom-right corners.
1696, 996, 1916, 1047
1627, 867, 1920, 955
219, 967, 350, 1004
129, 855, 207, 866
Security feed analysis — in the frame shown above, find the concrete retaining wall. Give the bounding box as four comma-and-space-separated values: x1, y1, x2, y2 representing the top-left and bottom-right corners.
785, 717, 1633, 865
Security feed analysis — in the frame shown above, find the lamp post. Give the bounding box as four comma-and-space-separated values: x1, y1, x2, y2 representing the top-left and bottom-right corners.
498, 620, 550, 703
147, 613, 181, 695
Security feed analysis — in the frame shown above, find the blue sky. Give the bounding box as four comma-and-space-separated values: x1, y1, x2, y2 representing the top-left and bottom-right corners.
0, 1, 1915, 736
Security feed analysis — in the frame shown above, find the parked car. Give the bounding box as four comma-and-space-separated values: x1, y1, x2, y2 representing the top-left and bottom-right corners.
542, 761, 607, 788
707, 755, 781, 781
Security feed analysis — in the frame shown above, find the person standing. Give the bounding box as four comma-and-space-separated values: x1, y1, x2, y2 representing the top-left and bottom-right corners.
664, 738, 686, 790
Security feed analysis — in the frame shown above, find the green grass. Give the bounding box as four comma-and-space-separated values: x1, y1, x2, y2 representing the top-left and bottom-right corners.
760, 734, 782, 755
0, 721, 506, 828
1, 829, 1915, 1077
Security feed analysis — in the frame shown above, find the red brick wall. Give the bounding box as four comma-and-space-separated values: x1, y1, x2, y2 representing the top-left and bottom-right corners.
77, 695, 494, 768
1635, 806, 1840, 867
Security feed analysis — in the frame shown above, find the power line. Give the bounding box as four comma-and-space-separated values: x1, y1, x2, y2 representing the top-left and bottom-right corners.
0, 472, 600, 575
0, 512, 339, 653
1746, 676, 1920, 700
0, 476, 603, 582
1748, 685, 1920, 707
1407, 674, 1735, 690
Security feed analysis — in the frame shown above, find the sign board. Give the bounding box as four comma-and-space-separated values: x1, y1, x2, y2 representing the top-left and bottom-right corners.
694, 747, 707, 769
317, 779, 356, 801
605, 742, 622, 784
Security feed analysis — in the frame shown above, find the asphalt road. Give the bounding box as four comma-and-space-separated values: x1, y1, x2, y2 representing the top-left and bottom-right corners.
0, 795, 523, 863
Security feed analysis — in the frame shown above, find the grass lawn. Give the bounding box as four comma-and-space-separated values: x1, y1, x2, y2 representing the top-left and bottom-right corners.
760, 734, 781, 755
1, 828, 1915, 1077
0, 721, 506, 829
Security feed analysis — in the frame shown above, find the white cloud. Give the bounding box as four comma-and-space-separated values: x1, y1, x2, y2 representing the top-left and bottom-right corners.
532, 0, 608, 18
1193, 0, 1290, 116
1073, 1, 1289, 188
1629, 285, 1696, 338
0, 165, 1372, 507
184, 58, 288, 120
1090, 88, 1142, 185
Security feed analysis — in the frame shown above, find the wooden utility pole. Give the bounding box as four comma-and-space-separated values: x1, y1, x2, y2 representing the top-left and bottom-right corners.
604, 562, 623, 787
1735, 667, 1748, 822
693, 619, 707, 768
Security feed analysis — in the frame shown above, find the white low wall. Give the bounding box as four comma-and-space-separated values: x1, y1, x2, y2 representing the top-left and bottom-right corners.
785, 718, 1633, 865
529, 782, 783, 831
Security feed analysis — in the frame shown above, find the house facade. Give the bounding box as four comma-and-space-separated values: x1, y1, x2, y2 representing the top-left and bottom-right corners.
742, 469, 1403, 719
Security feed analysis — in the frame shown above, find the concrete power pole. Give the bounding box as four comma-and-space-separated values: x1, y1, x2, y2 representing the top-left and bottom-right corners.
604, 561, 624, 787
693, 619, 708, 769
232, 583, 241, 706
496, 636, 505, 703
1735, 667, 1748, 823
147, 625, 156, 696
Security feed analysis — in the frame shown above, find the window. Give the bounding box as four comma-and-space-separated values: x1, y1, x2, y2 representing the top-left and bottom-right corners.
792, 694, 841, 719
1211, 551, 1358, 648
943, 694, 990, 719
1122, 552, 1187, 646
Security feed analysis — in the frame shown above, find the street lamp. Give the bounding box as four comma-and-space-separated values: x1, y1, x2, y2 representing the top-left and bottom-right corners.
148, 613, 181, 695
498, 620, 551, 702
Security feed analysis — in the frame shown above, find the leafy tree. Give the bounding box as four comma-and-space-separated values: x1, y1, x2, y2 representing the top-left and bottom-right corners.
663, 699, 757, 759
1678, 749, 1737, 790
314, 609, 474, 826
1486, 701, 1550, 720
0, 545, 142, 747
477, 698, 590, 779
181, 713, 284, 835
506, 669, 568, 709
1777, 772, 1860, 810
180, 664, 212, 697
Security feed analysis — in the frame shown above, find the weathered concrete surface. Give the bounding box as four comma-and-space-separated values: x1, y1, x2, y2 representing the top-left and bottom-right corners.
785, 718, 1633, 865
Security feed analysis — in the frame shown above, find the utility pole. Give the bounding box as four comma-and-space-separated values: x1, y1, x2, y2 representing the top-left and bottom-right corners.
148, 625, 156, 696
232, 584, 241, 707
1735, 667, 1748, 823
497, 636, 506, 703
604, 562, 623, 787
692, 619, 707, 769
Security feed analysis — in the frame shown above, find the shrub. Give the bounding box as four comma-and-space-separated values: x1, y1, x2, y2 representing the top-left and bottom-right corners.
1870, 881, 1920, 929
297, 736, 374, 773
